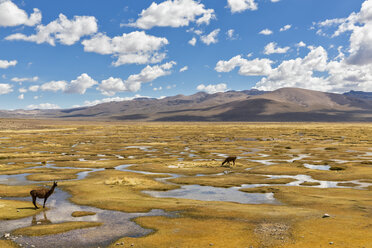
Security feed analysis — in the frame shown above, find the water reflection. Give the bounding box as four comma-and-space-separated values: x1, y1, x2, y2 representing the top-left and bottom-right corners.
1, 189, 170, 248
144, 185, 278, 205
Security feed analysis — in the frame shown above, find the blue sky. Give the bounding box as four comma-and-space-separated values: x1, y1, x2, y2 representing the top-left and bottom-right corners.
0, 0, 371, 110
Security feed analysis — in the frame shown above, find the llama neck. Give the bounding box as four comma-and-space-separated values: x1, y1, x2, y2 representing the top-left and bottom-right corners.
48, 185, 56, 195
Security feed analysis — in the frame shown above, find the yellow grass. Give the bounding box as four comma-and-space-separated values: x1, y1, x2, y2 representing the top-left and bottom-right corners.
0, 119, 371, 247
12, 221, 102, 236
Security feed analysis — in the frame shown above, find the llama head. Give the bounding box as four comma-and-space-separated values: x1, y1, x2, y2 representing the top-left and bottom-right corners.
53, 181, 58, 187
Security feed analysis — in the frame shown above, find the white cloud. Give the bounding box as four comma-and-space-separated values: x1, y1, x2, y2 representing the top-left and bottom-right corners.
97, 77, 126, 97
180, 66, 188, 72
259, 29, 273, 35
188, 37, 197, 46
264, 42, 290, 54
0, 0, 41, 27
200, 29, 220, 45
227, 0, 258, 13
29, 73, 97, 94
296, 41, 306, 47
28, 85, 40, 92
6, 14, 97, 46
83, 95, 148, 106
215, 55, 273, 76
271, 0, 280, 2
153, 86, 162, 91
279, 24, 292, 32
226, 29, 238, 40
19, 87, 27, 93
40, 80, 67, 92
11, 76, 39, 82
216, 45, 372, 93
128, 0, 215, 29
97, 61, 176, 96
64, 73, 97, 94
196, 83, 227, 94
0, 83, 13, 94
0, 59, 17, 69
26, 103, 60, 109
166, 84, 176, 89
255, 46, 329, 91
18, 94, 24, 100
82, 31, 169, 66
316, 0, 372, 65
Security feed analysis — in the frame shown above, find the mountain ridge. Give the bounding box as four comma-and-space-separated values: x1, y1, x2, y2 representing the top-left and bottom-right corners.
2, 88, 372, 122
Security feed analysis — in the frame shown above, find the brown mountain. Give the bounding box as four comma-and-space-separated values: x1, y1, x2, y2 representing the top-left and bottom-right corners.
3, 88, 372, 121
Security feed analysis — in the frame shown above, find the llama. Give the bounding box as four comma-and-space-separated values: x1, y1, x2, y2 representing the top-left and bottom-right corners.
30, 181, 57, 209
222, 156, 237, 167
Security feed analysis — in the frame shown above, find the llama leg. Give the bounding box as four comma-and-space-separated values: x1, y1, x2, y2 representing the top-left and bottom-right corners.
43, 197, 48, 208
32, 196, 38, 209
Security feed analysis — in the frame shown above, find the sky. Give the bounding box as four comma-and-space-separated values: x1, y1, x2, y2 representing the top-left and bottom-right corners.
0, 0, 371, 110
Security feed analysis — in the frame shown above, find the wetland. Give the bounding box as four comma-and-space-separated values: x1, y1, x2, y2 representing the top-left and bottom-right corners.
0, 119, 371, 247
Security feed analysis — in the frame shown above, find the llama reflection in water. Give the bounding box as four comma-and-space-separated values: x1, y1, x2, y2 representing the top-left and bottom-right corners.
31, 210, 51, 226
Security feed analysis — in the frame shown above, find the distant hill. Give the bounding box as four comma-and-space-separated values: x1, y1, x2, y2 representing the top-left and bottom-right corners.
344, 90, 372, 101
2, 88, 372, 122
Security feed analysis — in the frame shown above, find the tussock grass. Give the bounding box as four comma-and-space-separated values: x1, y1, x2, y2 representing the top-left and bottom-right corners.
12, 221, 102, 236
1, 119, 372, 247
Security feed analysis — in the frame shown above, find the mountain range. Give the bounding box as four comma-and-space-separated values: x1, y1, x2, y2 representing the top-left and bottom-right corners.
2, 88, 372, 122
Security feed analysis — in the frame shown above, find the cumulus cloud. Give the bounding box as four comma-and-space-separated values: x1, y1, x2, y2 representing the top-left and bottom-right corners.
200, 29, 220, 45
316, 0, 372, 65
196, 83, 227, 94
82, 31, 169, 66
279, 24, 292, 32
216, 45, 372, 93
18, 94, 24, 100
6, 14, 97, 46
259, 29, 273, 35
29, 73, 97, 94
227, 0, 258, 13
226, 29, 238, 40
19, 88, 27, 93
296, 41, 306, 47
0, 59, 17, 69
11, 76, 38, 82
28, 85, 40, 92
26, 103, 60, 109
215, 55, 273, 76
64, 73, 97, 94
0, 83, 12, 94
40, 80, 67, 92
97, 61, 176, 96
0, 0, 41, 27
264, 42, 290, 54
180, 66, 188, 72
128, 0, 215, 29
188, 37, 197, 46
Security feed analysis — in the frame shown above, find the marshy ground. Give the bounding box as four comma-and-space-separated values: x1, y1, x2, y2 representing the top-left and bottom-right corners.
0, 119, 371, 247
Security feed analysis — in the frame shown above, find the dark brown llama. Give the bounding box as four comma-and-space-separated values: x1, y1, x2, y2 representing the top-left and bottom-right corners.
222, 156, 237, 166
30, 181, 57, 209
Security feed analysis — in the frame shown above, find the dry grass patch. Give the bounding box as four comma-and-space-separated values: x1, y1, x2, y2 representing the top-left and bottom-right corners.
71, 211, 96, 217
0, 199, 42, 220
12, 221, 102, 236
110, 216, 259, 248
0, 240, 18, 248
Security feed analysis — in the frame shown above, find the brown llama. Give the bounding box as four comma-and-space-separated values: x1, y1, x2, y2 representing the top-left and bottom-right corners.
30, 181, 57, 209
222, 156, 237, 167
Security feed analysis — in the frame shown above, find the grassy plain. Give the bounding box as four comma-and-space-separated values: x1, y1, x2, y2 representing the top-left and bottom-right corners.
0, 119, 371, 247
